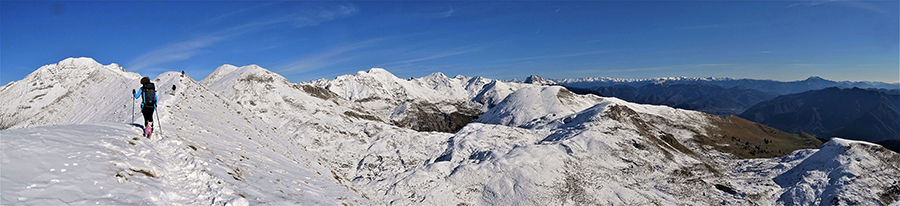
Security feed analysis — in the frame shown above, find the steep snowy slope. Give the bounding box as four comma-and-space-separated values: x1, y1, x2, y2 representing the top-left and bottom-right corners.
201, 64, 455, 203
201, 64, 347, 129
2, 59, 368, 205
728, 138, 900, 205
370, 86, 894, 205
154, 72, 368, 205
0, 57, 140, 129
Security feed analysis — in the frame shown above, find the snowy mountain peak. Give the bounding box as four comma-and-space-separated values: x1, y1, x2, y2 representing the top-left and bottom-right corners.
201, 64, 289, 87
524, 75, 557, 85
28, 57, 129, 79
358, 68, 396, 77
201, 64, 241, 84
0, 57, 140, 129
424, 72, 449, 80
217, 64, 240, 71
57, 57, 103, 69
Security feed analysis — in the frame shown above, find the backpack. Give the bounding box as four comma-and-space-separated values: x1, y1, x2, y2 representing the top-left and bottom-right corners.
141, 83, 157, 109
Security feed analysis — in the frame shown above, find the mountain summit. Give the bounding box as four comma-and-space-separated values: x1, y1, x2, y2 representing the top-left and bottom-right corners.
524, 75, 557, 85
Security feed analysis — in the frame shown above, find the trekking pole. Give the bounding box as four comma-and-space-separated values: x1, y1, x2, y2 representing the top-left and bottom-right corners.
155, 107, 161, 137
132, 89, 136, 125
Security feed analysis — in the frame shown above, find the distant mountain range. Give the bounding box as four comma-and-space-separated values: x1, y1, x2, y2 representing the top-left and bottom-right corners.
553, 75, 898, 116
739, 87, 900, 153
555, 76, 899, 95
553, 75, 900, 152
566, 82, 779, 116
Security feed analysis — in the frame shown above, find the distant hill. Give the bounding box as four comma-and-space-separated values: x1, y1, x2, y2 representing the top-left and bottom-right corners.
558, 76, 899, 95
739, 87, 900, 152
567, 82, 778, 116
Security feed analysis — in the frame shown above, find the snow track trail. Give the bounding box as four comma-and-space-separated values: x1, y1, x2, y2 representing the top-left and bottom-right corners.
147, 72, 368, 205
141, 74, 246, 205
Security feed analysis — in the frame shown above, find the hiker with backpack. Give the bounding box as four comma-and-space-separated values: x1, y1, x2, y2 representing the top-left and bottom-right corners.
133, 77, 158, 137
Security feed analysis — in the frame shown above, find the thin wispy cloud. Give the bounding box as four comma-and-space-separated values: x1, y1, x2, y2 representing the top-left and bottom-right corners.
216, 2, 358, 35
128, 36, 224, 72
431, 6, 455, 18
785, 0, 834, 8
128, 2, 359, 73
381, 47, 480, 66
785, 0, 890, 14
273, 38, 384, 74
286, 2, 359, 27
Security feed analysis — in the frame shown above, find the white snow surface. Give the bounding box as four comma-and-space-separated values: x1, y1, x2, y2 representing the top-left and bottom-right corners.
3, 57, 899, 205
2, 63, 368, 205
0, 57, 139, 129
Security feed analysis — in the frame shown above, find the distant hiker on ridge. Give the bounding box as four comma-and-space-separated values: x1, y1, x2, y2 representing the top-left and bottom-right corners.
133, 77, 157, 137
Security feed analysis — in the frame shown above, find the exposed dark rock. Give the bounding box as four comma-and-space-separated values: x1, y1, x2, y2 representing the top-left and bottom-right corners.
295, 84, 339, 100
239, 73, 275, 83
715, 184, 738, 195
391, 102, 482, 133
344, 111, 381, 122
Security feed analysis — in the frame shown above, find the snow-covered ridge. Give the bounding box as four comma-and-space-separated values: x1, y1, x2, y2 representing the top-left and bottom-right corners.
3, 58, 899, 205
309, 68, 532, 106
2, 64, 369, 205
0, 57, 140, 129
301, 67, 537, 132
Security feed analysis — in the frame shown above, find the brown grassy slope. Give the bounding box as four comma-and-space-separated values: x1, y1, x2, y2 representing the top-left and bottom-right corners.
605, 104, 820, 160
698, 115, 822, 159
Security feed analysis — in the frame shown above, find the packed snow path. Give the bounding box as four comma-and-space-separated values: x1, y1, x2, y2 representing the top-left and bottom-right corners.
1, 73, 245, 205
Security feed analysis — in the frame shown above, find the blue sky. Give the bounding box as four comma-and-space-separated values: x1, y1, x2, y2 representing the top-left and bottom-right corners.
2, 1, 898, 85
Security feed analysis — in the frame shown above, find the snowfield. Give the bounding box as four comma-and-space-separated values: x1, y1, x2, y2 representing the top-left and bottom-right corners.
2, 57, 899, 205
